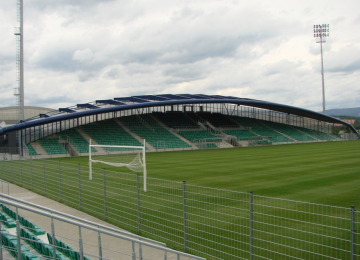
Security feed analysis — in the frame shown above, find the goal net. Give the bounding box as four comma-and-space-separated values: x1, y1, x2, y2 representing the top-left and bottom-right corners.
89, 140, 147, 191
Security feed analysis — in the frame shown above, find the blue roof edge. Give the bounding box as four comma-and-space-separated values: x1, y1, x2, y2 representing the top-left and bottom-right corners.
0, 97, 358, 137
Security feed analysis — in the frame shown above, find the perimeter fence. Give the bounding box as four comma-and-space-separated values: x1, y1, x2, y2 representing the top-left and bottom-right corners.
0, 155, 358, 260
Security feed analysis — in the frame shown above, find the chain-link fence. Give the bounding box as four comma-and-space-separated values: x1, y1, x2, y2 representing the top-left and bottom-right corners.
0, 156, 358, 260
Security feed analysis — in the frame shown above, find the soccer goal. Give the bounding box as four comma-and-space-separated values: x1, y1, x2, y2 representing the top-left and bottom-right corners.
89, 139, 147, 191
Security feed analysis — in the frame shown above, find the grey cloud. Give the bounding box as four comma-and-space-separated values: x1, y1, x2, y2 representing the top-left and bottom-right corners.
26, 0, 116, 10
171, 6, 205, 21
104, 67, 121, 79
163, 64, 207, 80
328, 60, 360, 73
26, 95, 78, 108
326, 46, 360, 73
2, 0, 360, 112
264, 60, 303, 76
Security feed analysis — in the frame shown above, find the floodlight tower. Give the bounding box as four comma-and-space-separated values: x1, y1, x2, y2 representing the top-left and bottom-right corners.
313, 24, 329, 114
14, 0, 24, 154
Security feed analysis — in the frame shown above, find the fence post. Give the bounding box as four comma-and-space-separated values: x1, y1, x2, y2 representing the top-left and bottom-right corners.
0, 220, 3, 260
19, 155, 22, 186
132, 241, 136, 260
137, 173, 143, 260
51, 217, 57, 260
15, 206, 21, 260
43, 159, 46, 195
250, 191, 254, 260
10, 154, 12, 183
98, 227, 103, 260
30, 158, 33, 190
103, 169, 107, 220
78, 164, 81, 210
351, 205, 356, 260
183, 181, 187, 252
59, 161, 62, 201
79, 226, 84, 260
137, 174, 141, 234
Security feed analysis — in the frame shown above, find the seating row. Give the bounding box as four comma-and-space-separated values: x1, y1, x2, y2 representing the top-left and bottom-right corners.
229, 117, 294, 143
196, 112, 238, 127
38, 139, 68, 155
153, 112, 200, 129
264, 121, 317, 142
21, 228, 67, 259
178, 130, 221, 143
47, 233, 91, 260
58, 128, 97, 154
224, 129, 259, 140
249, 140, 272, 146
0, 211, 16, 228
25, 144, 38, 156
120, 115, 191, 149
1, 228, 40, 260
81, 119, 143, 151
1, 204, 46, 235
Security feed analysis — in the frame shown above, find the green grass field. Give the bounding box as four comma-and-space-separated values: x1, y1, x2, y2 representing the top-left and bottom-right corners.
51, 140, 360, 207
1, 140, 359, 259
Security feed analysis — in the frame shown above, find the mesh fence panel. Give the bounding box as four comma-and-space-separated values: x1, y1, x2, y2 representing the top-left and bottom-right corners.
0, 156, 358, 260
252, 195, 351, 260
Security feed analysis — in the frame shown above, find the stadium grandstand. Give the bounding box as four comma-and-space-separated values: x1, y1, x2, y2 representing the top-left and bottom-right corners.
0, 94, 358, 157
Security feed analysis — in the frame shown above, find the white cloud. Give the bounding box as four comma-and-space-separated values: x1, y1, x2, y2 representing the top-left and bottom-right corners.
73, 49, 94, 62
0, 0, 359, 113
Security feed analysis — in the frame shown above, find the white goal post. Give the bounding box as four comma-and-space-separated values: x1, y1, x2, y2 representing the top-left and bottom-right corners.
89, 139, 147, 192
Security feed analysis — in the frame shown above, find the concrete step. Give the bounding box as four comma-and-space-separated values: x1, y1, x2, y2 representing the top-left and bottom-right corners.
149, 114, 197, 149
31, 141, 47, 156
115, 118, 156, 152
77, 127, 106, 154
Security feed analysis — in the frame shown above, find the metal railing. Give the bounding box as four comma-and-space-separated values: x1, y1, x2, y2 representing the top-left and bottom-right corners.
0, 157, 358, 260
0, 195, 206, 260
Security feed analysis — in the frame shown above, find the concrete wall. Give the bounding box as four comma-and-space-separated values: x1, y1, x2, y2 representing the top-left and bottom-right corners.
0, 106, 54, 125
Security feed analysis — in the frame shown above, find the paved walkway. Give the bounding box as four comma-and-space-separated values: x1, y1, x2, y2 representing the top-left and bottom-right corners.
1, 183, 198, 260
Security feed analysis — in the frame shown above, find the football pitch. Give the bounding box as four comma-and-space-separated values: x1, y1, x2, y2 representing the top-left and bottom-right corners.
52, 140, 360, 207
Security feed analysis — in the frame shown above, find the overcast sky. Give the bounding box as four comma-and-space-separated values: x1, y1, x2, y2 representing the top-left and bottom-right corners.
1, 0, 360, 112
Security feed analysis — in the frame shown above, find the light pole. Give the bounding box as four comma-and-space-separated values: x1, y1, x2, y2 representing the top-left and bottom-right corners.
313, 24, 329, 114
14, 0, 24, 155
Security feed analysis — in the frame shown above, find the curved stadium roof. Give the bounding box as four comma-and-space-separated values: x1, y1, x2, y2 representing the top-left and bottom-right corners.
0, 94, 358, 136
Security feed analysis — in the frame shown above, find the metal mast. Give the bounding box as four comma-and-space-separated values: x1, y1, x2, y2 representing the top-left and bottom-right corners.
313, 24, 329, 114
14, 0, 24, 153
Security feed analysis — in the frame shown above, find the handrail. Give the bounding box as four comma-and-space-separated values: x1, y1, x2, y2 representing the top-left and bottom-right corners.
0, 193, 161, 245
0, 195, 207, 260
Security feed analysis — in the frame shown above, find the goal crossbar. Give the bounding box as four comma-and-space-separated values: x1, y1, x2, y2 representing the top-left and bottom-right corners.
89, 140, 147, 192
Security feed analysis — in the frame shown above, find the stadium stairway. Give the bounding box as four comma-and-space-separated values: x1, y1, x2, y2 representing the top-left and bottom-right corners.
288, 126, 321, 141
29, 142, 47, 156
115, 118, 156, 152
293, 127, 323, 141
76, 128, 106, 153
149, 114, 196, 149
258, 121, 297, 142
